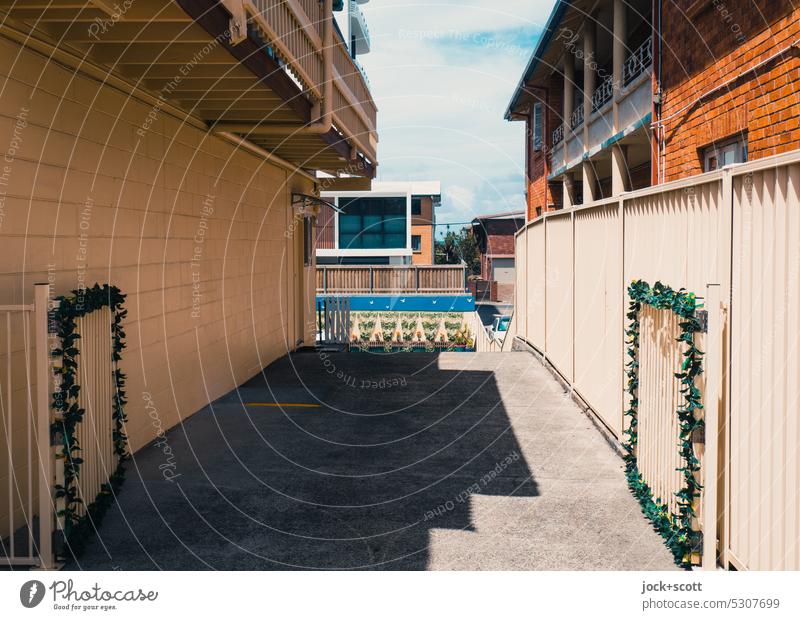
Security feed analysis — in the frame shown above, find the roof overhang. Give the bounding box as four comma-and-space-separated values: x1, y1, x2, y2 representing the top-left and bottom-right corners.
505, 0, 597, 121
0, 0, 376, 178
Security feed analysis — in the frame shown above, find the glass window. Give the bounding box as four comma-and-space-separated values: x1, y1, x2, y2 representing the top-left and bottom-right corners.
412, 235, 422, 252
704, 136, 747, 172
411, 197, 422, 215
337, 196, 407, 250
532, 102, 543, 151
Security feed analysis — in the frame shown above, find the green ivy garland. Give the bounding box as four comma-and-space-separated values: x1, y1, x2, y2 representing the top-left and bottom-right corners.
50, 283, 129, 558
624, 280, 704, 568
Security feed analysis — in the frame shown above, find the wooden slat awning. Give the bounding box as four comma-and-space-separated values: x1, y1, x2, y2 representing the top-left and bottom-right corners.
0, 0, 375, 177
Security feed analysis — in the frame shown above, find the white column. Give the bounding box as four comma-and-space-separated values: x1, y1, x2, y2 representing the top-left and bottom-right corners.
613, 0, 627, 132
612, 143, 628, 195
563, 57, 574, 136
563, 174, 574, 209
582, 161, 596, 203
583, 24, 595, 145
562, 56, 576, 208
612, 0, 630, 197
583, 24, 595, 204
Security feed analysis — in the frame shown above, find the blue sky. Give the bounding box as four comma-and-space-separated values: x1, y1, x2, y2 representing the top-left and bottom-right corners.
356, 1, 554, 232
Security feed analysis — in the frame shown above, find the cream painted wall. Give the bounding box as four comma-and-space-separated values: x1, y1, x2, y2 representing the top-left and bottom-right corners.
0, 29, 316, 489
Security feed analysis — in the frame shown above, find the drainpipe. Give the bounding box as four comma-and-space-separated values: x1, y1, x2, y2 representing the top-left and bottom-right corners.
214, 0, 334, 136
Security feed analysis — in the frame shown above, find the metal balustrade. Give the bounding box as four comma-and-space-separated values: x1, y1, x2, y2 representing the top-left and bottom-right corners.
622, 36, 653, 86
552, 123, 564, 145
569, 103, 584, 129
592, 77, 614, 112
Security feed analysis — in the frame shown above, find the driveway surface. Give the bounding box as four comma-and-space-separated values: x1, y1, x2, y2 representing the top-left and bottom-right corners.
72, 351, 678, 570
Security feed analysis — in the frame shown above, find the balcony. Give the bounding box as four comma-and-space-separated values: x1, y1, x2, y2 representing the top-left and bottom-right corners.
0, 0, 377, 176
238, 0, 378, 169
349, 0, 371, 54
552, 35, 653, 175
622, 36, 653, 87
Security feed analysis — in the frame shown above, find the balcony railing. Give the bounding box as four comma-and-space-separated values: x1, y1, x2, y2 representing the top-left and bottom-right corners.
569, 103, 584, 129
317, 265, 468, 294
622, 36, 653, 86
250, 0, 378, 162
552, 123, 564, 146
591, 77, 614, 112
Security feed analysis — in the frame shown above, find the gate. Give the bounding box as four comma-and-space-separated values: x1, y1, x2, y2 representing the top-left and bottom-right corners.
0, 284, 55, 568
71, 307, 117, 520
318, 296, 351, 345
1, 283, 121, 569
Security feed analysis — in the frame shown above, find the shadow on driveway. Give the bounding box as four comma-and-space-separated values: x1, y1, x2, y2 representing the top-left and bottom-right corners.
70, 351, 678, 570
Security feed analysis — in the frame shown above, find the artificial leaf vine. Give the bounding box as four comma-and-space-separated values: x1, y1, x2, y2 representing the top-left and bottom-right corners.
623, 280, 704, 568
50, 283, 129, 558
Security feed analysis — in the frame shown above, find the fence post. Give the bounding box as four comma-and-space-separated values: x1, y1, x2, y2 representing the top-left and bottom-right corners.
369, 266, 374, 293
34, 283, 54, 569
703, 283, 722, 570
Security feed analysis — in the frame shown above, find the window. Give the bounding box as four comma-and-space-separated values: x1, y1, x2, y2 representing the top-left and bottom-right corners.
338, 196, 407, 250
411, 197, 422, 215
411, 235, 422, 252
703, 136, 747, 172
532, 102, 543, 151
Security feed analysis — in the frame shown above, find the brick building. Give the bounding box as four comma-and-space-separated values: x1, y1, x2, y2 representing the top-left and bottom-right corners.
657, 0, 800, 182
505, 0, 800, 221
471, 212, 526, 302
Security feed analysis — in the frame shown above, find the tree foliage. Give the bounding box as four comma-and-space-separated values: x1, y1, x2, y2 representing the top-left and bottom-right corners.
435, 228, 480, 275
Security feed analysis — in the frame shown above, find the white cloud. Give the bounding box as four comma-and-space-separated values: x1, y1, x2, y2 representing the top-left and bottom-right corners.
359, 0, 556, 221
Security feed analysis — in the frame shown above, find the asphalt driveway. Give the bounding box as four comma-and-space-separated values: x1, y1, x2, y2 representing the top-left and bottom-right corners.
71, 350, 677, 570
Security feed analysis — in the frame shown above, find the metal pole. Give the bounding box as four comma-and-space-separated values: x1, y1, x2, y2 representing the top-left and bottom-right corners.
34, 283, 53, 569
703, 283, 722, 570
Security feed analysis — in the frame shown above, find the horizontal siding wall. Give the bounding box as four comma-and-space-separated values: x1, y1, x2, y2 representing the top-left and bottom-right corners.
0, 35, 314, 461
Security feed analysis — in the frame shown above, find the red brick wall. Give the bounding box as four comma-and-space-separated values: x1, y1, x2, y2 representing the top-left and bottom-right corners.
526, 79, 563, 220
659, 1, 800, 181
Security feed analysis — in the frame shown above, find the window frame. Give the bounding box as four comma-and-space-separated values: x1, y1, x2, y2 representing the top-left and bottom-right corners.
532, 102, 543, 152
703, 135, 748, 172
411, 234, 422, 253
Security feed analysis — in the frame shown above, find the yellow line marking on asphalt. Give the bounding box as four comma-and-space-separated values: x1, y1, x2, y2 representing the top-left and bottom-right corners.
244, 403, 322, 408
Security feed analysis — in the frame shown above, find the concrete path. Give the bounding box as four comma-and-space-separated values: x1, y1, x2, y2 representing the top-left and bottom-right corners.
72, 351, 678, 570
